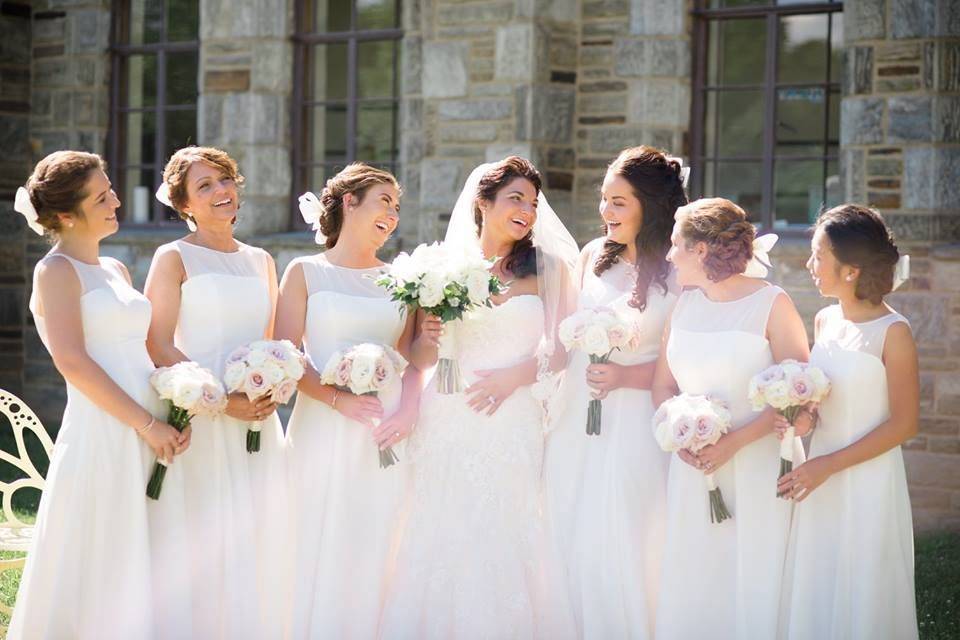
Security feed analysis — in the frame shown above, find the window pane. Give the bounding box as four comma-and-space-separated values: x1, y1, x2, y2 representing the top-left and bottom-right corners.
828, 89, 840, 144
778, 14, 828, 84
128, 0, 163, 45
315, 0, 352, 32
704, 161, 763, 221
312, 43, 348, 101
708, 19, 766, 86
167, 0, 200, 41
165, 109, 197, 158
167, 51, 199, 105
776, 87, 825, 156
125, 54, 157, 109
358, 40, 397, 99
829, 12, 843, 84
774, 159, 824, 227
125, 111, 156, 166
705, 90, 764, 157
358, 0, 398, 29
122, 167, 156, 224
357, 102, 397, 163
311, 105, 348, 161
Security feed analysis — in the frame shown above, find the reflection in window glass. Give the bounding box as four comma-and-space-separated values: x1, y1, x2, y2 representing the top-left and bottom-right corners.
776, 88, 826, 156
708, 19, 766, 86
774, 160, 824, 226
706, 90, 765, 157
777, 14, 828, 84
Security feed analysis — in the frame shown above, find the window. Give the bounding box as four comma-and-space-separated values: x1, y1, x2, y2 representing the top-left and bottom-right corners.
292, 0, 402, 221
109, 0, 199, 224
690, 1, 843, 229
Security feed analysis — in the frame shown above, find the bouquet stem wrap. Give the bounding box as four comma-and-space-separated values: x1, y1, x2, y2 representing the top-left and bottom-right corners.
705, 472, 732, 524
247, 421, 262, 453
146, 405, 190, 500
586, 353, 611, 436
363, 391, 399, 468
436, 322, 463, 395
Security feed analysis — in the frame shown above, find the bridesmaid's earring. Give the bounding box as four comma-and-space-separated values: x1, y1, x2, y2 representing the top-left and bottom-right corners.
186, 216, 198, 232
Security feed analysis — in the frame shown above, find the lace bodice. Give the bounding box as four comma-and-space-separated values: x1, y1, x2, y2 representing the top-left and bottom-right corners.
452, 295, 544, 385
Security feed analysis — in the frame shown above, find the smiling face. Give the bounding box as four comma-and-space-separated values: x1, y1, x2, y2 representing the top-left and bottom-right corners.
343, 181, 400, 249
807, 226, 854, 298
478, 176, 538, 243
665, 211, 706, 288
60, 169, 121, 241
180, 161, 239, 228
599, 171, 643, 246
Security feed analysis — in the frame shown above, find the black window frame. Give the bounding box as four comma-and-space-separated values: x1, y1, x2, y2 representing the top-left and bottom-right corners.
689, 0, 844, 232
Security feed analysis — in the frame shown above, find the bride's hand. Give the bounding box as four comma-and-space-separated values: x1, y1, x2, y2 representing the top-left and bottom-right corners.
465, 368, 521, 416
373, 404, 417, 450
419, 315, 444, 348
335, 392, 384, 428
224, 393, 276, 422
585, 362, 625, 398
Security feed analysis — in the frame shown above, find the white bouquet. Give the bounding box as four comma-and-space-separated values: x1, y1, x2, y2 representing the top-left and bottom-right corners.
558, 306, 640, 435
748, 359, 831, 486
653, 393, 733, 523
321, 343, 409, 468
224, 339, 306, 452
147, 361, 227, 499
375, 242, 505, 394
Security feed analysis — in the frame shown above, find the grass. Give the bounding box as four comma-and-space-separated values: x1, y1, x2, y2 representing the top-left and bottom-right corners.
916, 532, 960, 640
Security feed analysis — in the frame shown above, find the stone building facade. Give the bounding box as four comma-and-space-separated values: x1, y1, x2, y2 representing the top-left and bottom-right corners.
0, 0, 958, 531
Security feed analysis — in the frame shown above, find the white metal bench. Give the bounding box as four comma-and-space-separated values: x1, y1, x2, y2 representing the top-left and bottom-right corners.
0, 389, 53, 634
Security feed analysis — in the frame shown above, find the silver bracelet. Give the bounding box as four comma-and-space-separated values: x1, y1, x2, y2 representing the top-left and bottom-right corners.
136, 416, 155, 435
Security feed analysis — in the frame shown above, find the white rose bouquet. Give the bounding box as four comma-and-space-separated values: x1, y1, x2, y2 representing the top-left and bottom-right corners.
558, 306, 640, 435
223, 339, 306, 453
320, 343, 409, 468
147, 361, 227, 499
653, 393, 733, 524
748, 359, 831, 486
374, 242, 506, 394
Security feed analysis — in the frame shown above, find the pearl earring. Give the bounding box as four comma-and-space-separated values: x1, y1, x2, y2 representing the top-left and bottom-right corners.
846, 275, 853, 281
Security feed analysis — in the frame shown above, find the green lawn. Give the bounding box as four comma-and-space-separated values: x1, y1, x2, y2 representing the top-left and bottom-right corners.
916, 532, 960, 640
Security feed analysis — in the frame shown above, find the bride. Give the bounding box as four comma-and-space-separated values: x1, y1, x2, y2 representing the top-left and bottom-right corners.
378, 157, 578, 639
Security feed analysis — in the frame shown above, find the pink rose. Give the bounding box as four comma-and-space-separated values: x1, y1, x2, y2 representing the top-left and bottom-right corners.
244, 369, 269, 399
226, 346, 250, 365
271, 378, 298, 404
787, 372, 815, 405
335, 358, 352, 387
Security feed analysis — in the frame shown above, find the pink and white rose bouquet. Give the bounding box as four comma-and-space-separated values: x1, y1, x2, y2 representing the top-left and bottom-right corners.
320, 343, 409, 468
224, 339, 306, 452
558, 306, 641, 435
653, 393, 733, 523
748, 359, 831, 484
147, 361, 227, 499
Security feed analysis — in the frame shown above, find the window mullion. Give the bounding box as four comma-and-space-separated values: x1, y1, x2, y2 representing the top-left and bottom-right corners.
154, 49, 167, 222
347, 37, 358, 161
760, 12, 778, 229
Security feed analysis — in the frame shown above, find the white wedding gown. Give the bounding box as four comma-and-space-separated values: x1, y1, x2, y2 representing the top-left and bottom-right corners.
379, 295, 572, 640
779, 305, 918, 639
656, 285, 805, 640
157, 239, 287, 639
10, 254, 191, 639
543, 246, 673, 639
284, 254, 409, 639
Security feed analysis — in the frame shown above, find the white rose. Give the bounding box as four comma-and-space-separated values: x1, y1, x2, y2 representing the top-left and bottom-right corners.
418, 271, 447, 308
223, 362, 246, 393
246, 349, 267, 367
582, 324, 611, 356
807, 366, 831, 399
349, 353, 376, 391
320, 351, 343, 384
764, 380, 791, 410
173, 380, 202, 411
558, 316, 579, 350
465, 269, 491, 306
261, 361, 285, 387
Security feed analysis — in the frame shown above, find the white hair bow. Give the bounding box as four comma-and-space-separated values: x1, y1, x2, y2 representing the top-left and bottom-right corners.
666, 156, 690, 189
156, 182, 197, 231
893, 254, 910, 290
298, 192, 327, 245
743, 233, 779, 278
14, 187, 45, 235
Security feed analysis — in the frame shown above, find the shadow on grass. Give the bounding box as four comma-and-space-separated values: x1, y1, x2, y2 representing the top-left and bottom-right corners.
916, 531, 960, 640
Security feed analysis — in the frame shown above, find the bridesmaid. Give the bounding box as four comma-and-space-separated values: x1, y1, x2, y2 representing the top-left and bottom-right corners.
274, 163, 420, 639
651, 197, 810, 640
543, 146, 685, 638
144, 146, 284, 639
9, 151, 189, 638
778, 204, 919, 639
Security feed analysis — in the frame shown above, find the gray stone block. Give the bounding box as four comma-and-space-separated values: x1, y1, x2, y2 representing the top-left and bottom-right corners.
935, 96, 960, 143
937, 147, 960, 210
0, 17, 30, 66
588, 126, 644, 154
419, 159, 462, 209
437, 99, 512, 121
0, 115, 29, 156
423, 42, 469, 98
582, 0, 629, 18
840, 97, 884, 145
495, 23, 534, 81
630, 0, 684, 36
844, 0, 886, 42
938, 0, 960, 36
892, 0, 936, 39
251, 41, 292, 93
903, 146, 934, 210
70, 9, 107, 54
515, 84, 575, 144
846, 47, 873, 95
888, 96, 933, 142
628, 80, 689, 127
937, 42, 960, 91
401, 36, 422, 96
33, 60, 69, 87
842, 148, 866, 203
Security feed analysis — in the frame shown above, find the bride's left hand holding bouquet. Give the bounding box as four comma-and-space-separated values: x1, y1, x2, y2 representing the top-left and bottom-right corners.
147, 361, 228, 499
224, 339, 306, 452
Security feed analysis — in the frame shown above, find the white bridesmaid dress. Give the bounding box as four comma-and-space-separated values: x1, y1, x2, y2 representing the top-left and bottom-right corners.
655, 284, 804, 640
780, 305, 918, 640
543, 245, 673, 639
10, 254, 190, 639
284, 254, 409, 640
159, 239, 286, 638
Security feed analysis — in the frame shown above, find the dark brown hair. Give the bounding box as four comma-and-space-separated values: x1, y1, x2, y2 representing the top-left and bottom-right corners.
594, 146, 687, 310
816, 204, 899, 304
473, 156, 542, 279
25, 150, 106, 234
677, 197, 755, 282
314, 162, 400, 249
161, 146, 245, 224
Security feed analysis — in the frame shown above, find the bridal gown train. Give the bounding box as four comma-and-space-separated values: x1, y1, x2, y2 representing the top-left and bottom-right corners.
780, 305, 918, 640
543, 245, 673, 639
379, 295, 572, 640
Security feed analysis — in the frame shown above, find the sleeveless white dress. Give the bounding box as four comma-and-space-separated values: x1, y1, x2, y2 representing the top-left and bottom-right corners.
543, 247, 673, 639
10, 255, 189, 639
158, 239, 286, 639
379, 295, 571, 640
655, 285, 805, 640
284, 254, 409, 639
780, 305, 918, 640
